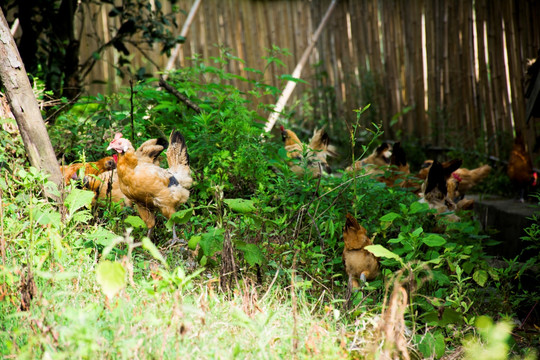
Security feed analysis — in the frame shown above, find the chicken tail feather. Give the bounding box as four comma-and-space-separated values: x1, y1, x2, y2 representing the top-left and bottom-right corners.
167, 130, 190, 170
345, 213, 360, 231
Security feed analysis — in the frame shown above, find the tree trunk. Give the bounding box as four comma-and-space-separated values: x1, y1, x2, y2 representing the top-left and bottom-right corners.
0, 9, 62, 195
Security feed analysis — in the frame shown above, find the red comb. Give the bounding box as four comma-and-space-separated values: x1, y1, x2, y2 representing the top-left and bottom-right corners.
112, 154, 118, 163
280, 125, 285, 131
533, 172, 538, 187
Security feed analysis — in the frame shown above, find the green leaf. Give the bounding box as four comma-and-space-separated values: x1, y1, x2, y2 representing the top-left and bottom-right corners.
379, 212, 401, 223
411, 227, 424, 237
409, 201, 429, 214
142, 237, 167, 267
417, 332, 445, 359
87, 228, 120, 247
71, 210, 92, 225
124, 216, 147, 229
244, 67, 263, 75
199, 228, 225, 257
473, 269, 488, 287
422, 234, 447, 247
422, 308, 463, 326
236, 243, 265, 266
224, 198, 256, 214
279, 74, 309, 84
188, 235, 201, 250
65, 189, 94, 215
364, 245, 402, 262
166, 208, 193, 230
199, 255, 207, 267
32, 209, 61, 228
95, 261, 126, 298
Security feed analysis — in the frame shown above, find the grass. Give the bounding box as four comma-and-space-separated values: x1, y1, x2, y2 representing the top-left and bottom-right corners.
1, 247, 352, 359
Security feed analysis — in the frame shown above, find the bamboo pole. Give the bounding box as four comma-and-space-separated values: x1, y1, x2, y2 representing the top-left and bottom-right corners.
264, 0, 338, 133
164, 0, 202, 74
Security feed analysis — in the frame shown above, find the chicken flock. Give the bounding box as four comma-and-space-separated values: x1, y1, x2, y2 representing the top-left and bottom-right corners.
60, 125, 536, 295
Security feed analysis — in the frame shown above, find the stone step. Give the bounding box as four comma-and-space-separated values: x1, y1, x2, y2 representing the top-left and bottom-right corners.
469, 194, 539, 259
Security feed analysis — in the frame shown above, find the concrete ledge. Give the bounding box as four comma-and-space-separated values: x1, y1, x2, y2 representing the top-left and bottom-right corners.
470, 194, 539, 258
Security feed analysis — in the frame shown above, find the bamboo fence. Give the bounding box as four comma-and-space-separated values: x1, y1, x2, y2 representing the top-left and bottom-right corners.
77, 0, 540, 162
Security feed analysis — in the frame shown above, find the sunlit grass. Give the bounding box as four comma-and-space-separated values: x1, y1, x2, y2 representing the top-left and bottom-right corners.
2, 252, 353, 359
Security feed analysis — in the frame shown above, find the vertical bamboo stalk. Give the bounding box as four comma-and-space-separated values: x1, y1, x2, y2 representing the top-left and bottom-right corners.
425, 0, 436, 143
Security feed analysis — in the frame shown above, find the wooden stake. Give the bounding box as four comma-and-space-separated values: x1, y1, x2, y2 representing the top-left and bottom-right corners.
264, 0, 339, 133
164, 0, 203, 74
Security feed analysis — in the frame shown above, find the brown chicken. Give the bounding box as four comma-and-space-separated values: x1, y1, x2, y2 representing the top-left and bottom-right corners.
87, 170, 130, 206
60, 155, 117, 185
346, 142, 392, 176
342, 213, 380, 298
447, 164, 492, 200
107, 130, 192, 243
87, 138, 169, 206
507, 131, 537, 202
419, 160, 491, 200
280, 125, 337, 176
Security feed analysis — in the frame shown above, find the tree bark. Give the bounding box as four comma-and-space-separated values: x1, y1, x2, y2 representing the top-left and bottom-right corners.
0, 9, 62, 194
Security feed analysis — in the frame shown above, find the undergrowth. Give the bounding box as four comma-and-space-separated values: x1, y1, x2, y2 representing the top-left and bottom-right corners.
1, 51, 539, 359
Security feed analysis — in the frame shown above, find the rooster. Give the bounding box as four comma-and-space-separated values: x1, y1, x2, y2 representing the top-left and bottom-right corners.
342, 213, 379, 301
60, 155, 117, 185
280, 125, 337, 177
107, 130, 192, 243
346, 142, 392, 176
507, 131, 538, 202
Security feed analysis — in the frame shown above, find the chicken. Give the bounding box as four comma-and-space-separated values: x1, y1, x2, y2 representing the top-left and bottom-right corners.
381, 142, 422, 190
389, 142, 409, 173
419, 160, 491, 200
134, 137, 169, 166
346, 142, 392, 176
447, 164, 492, 200
280, 125, 337, 176
420, 159, 462, 221
87, 170, 131, 206
60, 155, 117, 185
342, 213, 380, 300
507, 130, 537, 202
87, 138, 169, 206
107, 130, 192, 243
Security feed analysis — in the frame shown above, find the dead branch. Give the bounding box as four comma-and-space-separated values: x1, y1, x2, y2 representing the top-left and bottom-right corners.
159, 76, 202, 114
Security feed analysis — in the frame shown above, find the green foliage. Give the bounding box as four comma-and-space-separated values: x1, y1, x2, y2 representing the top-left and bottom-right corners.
2, 51, 538, 358
462, 316, 519, 360
3, 0, 185, 99
96, 260, 127, 298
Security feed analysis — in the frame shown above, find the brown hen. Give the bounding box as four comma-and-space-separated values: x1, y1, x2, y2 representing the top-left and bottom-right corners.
107, 130, 192, 243
342, 213, 380, 295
